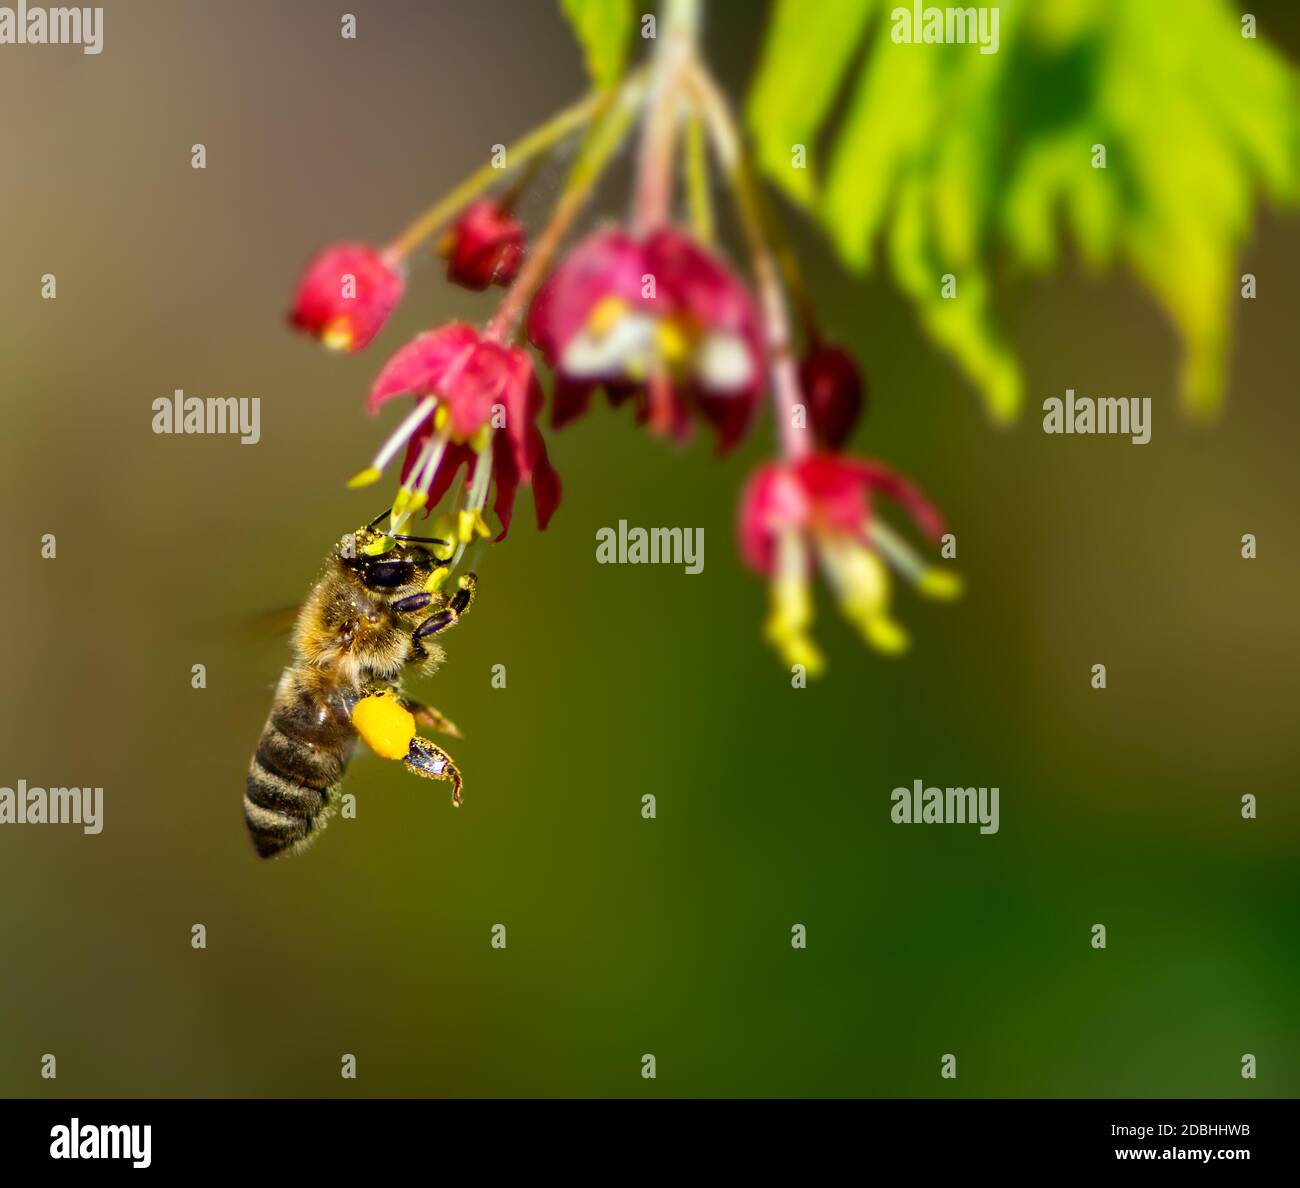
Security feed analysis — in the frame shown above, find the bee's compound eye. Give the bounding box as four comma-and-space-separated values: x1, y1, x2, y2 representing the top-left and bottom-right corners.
364, 558, 415, 589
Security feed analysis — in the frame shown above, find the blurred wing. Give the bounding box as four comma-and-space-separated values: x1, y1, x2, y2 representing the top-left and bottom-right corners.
244, 603, 302, 639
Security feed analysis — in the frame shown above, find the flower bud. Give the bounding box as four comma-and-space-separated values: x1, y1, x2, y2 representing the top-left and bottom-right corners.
441, 200, 525, 291
800, 344, 865, 450
288, 243, 404, 353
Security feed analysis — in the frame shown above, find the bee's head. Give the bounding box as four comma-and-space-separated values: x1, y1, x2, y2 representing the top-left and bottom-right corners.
338, 515, 451, 593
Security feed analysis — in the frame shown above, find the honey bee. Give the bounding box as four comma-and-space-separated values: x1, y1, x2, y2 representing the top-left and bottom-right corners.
245, 513, 475, 859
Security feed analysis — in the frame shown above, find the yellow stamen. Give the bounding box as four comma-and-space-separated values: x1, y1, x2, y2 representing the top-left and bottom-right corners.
780, 632, 827, 675
363, 535, 396, 556
764, 533, 825, 675
918, 567, 964, 600
655, 318, 691, 366
587, 294, 630, 338
422, 513, 458, 590
764, 604, 826, 674
321, 318, 353, 351
391, 487, 413, 518
864, 616, 910, 655
470, 425, 492, 453
434, 405, 451, 433
347, 466, 382, 489
817, 537, 910, 656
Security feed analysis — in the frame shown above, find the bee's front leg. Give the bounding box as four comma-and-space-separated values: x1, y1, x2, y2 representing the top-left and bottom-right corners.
413, 573, 477, 640
404, 736, 463, 806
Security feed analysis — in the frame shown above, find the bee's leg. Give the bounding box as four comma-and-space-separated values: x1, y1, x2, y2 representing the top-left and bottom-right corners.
390, 592, 433, 615
413, 573, 477, 641
404, 736, 463, 806
400, 697, 462, 740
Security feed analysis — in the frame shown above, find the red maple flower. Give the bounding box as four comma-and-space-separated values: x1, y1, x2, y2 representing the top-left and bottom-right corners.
288, 243, 404, 353
441, 200, 525, 291
356, 323, 560, 540
527, 227, 764, 450
739, 453, 959, 669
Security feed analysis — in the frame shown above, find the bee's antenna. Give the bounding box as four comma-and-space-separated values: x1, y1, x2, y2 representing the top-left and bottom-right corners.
392, 534, 450, 546
366, 508, 392, 532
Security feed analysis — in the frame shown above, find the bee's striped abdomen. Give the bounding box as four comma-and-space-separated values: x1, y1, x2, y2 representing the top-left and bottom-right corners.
244, 670, 356, 859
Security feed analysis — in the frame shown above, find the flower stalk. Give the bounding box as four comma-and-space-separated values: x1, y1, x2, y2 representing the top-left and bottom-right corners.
685, 59, 810, 462
632, 0, 697, 234
485, 75, 646, 345
386, 87, 615, 262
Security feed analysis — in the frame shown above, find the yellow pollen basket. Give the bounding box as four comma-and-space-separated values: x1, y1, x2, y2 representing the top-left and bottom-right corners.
351, 692, 416, 761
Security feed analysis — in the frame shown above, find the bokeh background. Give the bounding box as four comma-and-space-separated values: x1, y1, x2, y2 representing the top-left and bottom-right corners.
1, 0, 1297, 1097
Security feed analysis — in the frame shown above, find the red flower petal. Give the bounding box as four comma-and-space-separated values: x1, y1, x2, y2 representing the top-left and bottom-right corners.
847, 461, 947, 542
530, 444, 563, 531
550, 377, 598, 430
792, 455, 871, 536
367, 323, 480, 412
643, 230, 758, 355
488, 439, 519, 541
738, 453, 947, 573
444, 339, 515, 440
738, 462, 809, 575
527, 228, 645, 363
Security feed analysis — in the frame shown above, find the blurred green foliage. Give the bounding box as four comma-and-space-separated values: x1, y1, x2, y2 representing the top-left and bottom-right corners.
560, 0, 636, 89
747, 0, 1300, 421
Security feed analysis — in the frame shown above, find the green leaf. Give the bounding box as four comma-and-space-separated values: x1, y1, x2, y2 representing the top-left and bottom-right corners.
745, 0, 1300, 419
745, 0, 877, 208
560, 0, 636, 90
